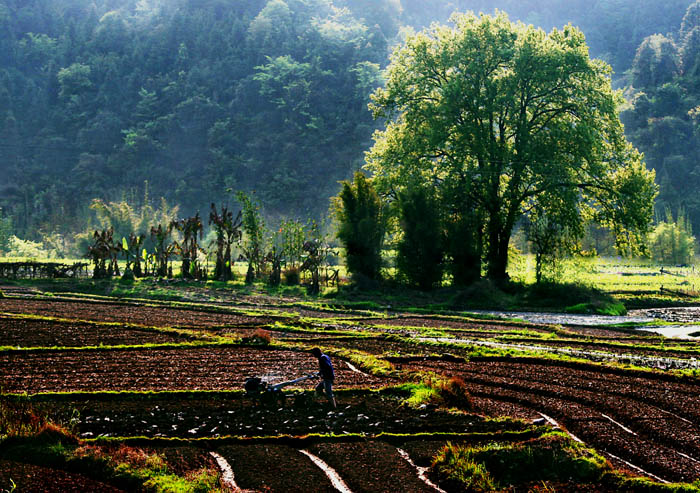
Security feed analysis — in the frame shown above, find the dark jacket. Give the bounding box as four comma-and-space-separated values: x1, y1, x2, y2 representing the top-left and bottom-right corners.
318, 354, 334, 381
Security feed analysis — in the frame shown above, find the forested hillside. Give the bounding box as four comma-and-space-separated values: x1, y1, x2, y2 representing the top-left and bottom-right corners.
0, 0, 694, 248
622, 1, 700, 234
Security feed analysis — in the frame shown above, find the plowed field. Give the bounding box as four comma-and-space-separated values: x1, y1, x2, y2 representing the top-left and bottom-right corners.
0, 298, 274, 328
401, 357, 700, 483
3, 292, 700, 491
0, 315, 187, 347
1, 346, 386, 393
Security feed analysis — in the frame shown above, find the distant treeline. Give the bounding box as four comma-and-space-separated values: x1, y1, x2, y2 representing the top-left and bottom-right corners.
0, 0, 694, 241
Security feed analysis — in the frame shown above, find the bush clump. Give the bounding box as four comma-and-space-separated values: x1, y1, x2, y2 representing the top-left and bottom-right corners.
649, 210, 695, 265
565, 301, 627, 316
283, 267, 300, 285
436, 376, 473, 411
241, 328, 272, 346
401, 377, 473, 410
1, 397, 48, 442
448, 280, 515, 310
432, 442, 495, 492
334, 171, 385, 282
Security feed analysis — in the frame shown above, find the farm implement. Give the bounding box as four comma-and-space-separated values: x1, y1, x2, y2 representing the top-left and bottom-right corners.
244, 372, 320, 407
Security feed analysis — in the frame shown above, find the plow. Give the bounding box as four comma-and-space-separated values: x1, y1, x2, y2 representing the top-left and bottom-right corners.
244, 372, 320, 407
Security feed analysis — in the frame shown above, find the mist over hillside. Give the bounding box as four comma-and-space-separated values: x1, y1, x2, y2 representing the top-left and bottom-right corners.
0, 0, 695, 245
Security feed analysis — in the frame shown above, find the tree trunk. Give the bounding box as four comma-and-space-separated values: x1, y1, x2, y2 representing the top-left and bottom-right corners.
486, 228, 511, 283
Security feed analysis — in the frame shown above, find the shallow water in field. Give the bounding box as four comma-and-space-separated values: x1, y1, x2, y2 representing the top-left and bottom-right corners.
629, 307, 700, 338
629, 306, 700, 323
469, 308, 700, 339
467, 310, 653, 326
418, 335, 700, 368
638, 325, 700, 338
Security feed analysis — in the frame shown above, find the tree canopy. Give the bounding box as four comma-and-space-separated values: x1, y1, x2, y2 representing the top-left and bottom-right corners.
366, 12, 657, 280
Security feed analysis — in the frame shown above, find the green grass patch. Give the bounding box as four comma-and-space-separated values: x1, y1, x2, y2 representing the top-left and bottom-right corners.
397, 376, 473, 411
610, 476, 700, 492
323, 347, 396, 377
565, 301, 627, 316
432, 431, 609, 490
397, 381, 440, 408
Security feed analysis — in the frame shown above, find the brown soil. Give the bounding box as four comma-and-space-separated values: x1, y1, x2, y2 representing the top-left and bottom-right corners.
322, 337, 439, 356
562, 325, 664, 339
0, 347, 387, 393
0, 298, 274, 328
355, 316, 554, 333
262, 306, 372, 319
218, 444, 336, 492
401, 357, 700, 483
220, 327, 321, 340
0, 315, 187, 348
308, 441, 434, 493
0, 459, 124, 492
470, 396, 540, 421
41, 393, 520, 439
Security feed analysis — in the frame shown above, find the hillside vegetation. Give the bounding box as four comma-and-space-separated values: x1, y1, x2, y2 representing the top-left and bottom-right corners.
0, 0, 696, 246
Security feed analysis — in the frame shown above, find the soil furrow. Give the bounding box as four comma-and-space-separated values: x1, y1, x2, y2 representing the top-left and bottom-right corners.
0, 347, 385, 393
466, 383, 700, 482
217, 444, 337, 492
307, 442, 435, 493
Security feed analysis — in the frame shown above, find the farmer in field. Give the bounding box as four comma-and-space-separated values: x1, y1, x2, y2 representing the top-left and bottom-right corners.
311, 347, 336, 409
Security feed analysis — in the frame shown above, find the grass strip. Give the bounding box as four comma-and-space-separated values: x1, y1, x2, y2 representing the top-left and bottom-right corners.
493, 335, 700, 358
84, 428, 548, 447
0, 385, 427, 402
0, 335, 317, 354
0, 340, 243, 354
610, 475, 700, 492
265, 321, 371, 338
0, 312, 218, 344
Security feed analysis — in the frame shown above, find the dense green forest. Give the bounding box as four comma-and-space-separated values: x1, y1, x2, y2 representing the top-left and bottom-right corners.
621, 1, 700, 234
0, 0, 696, 254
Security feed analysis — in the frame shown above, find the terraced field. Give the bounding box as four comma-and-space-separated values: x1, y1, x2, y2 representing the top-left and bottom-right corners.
2, 289, 700, 491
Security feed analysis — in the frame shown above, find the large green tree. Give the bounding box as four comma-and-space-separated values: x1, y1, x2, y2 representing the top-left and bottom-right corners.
366, 12, 657, 281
